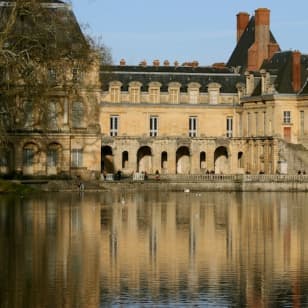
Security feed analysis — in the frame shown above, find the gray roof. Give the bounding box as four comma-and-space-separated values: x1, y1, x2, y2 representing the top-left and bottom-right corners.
101, 66, 245, 93
0, 0, 88, 60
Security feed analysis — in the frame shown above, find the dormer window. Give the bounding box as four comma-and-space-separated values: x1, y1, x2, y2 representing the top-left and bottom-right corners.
207, 82, 221, 104
109, 81, 122, 103
148, 82, 161, 104
188, 82, 201, 104
129, 81, 142, 103
168, 82, 181, 104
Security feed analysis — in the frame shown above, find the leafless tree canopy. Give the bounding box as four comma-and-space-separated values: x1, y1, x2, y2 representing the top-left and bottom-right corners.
0, 0, 111, 139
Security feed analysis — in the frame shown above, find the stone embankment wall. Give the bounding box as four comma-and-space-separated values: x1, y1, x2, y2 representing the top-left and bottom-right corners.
100, 175, 308, 192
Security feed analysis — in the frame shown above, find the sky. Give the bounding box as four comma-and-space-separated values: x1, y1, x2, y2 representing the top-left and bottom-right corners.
71, 0, 308, 66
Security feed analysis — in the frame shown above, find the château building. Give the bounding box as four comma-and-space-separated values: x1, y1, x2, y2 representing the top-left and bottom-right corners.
0, 1, 308, 179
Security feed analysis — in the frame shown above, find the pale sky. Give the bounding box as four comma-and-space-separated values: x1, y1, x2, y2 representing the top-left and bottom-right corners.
71, 0, 308, 66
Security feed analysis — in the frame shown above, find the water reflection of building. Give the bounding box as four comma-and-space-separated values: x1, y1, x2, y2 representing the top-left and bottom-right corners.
99, 192, 308, 305
1, 192, 308, 306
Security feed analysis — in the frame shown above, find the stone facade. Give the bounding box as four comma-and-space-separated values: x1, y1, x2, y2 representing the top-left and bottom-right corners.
1, 2, 308, 179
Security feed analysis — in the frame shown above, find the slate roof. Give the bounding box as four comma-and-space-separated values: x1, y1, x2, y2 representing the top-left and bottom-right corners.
227, 16, 280, 72
100, 66, 245, 93
261, 52, 308, 94
0, 0, 88, 59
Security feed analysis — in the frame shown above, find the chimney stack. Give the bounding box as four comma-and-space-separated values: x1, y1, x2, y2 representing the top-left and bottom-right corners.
292, 51, 301, 92
237, 12, 249, 42
153, 59, 160, 66
247, 8, 273, 71
254, 8, 270, 68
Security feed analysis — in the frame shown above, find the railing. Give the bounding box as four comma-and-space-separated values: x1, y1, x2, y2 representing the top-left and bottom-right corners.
158, 174, 308, 183
101, 173, 308, 183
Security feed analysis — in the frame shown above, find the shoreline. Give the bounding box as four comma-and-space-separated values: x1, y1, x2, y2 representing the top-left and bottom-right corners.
2, 174, 308, 193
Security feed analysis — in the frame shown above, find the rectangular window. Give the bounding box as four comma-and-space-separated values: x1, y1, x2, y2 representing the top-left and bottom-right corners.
71, 149, 83, 168
189, 89, 198, 104
110, 115, 119, 136
226, 117, 233, 137
283, 111, 291, 124
47, 149, 58, 167
300, 111, 304, 135
24, 100, 34, 128
189, 116, 197, 137
23, 148, 34, 167
72, 101, 84, 128
150, 116, 158, 137
48, 68, 57, 83
48, 101, 58, 129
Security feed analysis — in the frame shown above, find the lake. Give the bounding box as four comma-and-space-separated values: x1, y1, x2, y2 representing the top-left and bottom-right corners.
1, 191, 308, 307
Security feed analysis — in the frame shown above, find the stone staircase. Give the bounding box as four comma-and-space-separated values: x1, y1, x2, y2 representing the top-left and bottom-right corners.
279, 140, 308, 174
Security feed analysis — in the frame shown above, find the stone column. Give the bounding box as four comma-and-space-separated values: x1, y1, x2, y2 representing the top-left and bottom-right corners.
152, 144, 161, 174
206, 144, 215, 173
191, 142, 200, 174
168, 144, 176, 174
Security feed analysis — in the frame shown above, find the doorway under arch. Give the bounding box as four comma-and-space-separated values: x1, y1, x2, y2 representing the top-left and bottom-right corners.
101, 146, 114, 173
214, 146, 229, 174
137, 146, 152, 172
176, 146, 190, 174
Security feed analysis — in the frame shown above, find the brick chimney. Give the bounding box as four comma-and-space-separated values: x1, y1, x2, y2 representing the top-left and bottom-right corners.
248, 8, 271, 71
153, 59, 160, 66
237, 12, 249, 42
292, 51, 301, 92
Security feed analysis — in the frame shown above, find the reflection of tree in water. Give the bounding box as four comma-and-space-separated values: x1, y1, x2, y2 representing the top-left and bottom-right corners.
1, 192, 308, 306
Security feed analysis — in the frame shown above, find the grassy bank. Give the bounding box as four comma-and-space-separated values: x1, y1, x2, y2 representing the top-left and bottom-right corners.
0, 180, 38, 194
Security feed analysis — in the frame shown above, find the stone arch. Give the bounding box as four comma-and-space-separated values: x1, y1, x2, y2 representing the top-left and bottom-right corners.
47, 142, 63, 175
137, 146, 152, 173
161, 151, 168, 171
238, 151, 244, 169
101, 146, 114, 173
122, 151, 129, 169
200, 151, 206, 170
176, 146, 190, 174
214, 146, 229, 174
0, 143, 14, 175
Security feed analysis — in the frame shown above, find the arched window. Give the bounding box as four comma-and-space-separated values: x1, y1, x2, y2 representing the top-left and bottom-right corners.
161, 151, 168, 169
238, 152, 244, 169
200, 152, 206, 169
122, 151, 129, 169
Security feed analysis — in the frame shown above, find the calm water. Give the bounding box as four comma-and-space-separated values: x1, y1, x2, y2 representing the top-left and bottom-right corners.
1, 191, 308, 307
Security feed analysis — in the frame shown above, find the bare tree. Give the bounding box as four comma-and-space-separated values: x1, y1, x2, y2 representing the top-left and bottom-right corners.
0, 0, 111, 140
